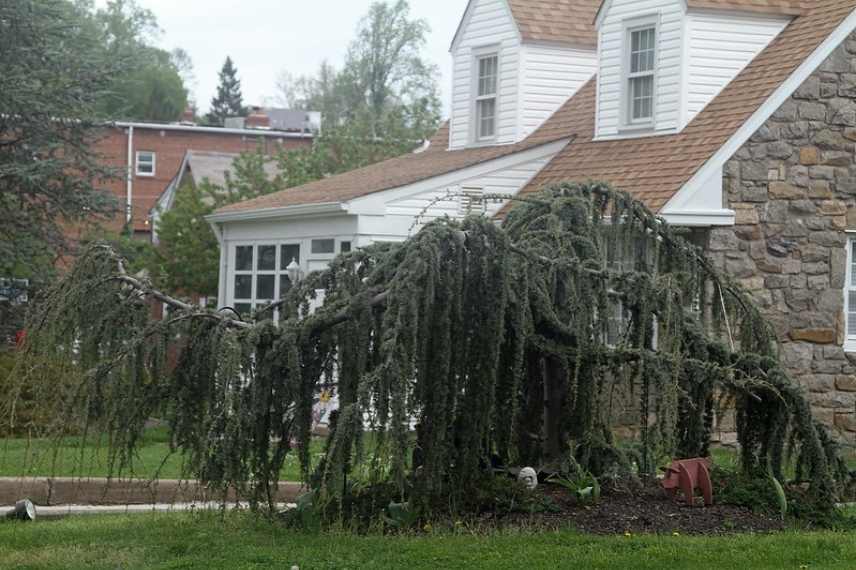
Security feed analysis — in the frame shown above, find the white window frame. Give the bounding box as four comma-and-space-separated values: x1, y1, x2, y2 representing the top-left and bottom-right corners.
844, 236, 856, 352
226, 237, 356, 317
228, 241, 301, 317
135, 151, 156, 177
621, 16, 659, 130
472, 48, 500, 143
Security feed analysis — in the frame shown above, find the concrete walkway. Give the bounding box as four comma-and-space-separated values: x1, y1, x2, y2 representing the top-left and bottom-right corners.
0, 477, 304, 507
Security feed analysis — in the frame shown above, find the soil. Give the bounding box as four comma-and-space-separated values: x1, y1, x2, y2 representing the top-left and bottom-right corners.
484, 480, 785, 535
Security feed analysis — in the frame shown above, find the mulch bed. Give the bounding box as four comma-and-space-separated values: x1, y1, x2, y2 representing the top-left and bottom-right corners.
484, 481, 785, 535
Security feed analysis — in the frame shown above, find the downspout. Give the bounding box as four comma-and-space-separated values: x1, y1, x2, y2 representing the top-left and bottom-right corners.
126, 126, 134, 226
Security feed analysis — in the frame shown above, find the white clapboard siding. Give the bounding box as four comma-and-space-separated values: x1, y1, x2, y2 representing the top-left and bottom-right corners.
596, 0, 685, 139
683, 10, 789, 126
385, 155, 556, 221
450, 0, 521, 149
519, 44, 598, 138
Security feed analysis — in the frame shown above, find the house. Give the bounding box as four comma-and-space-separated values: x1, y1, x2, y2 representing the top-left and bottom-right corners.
150, 150, 279, 244
89, 109, 315, 240
207, 0, 856, 437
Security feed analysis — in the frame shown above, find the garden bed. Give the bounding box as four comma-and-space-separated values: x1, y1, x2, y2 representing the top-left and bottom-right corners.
481, 480, 785, 535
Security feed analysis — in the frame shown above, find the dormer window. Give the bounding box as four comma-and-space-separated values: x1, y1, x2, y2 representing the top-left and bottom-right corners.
475, 53, 498, 141
624, 21, 657, 126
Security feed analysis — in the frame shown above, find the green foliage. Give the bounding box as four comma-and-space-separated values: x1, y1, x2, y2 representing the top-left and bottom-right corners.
89, 0, 188, 121
549, 472, 601, 505
281, 0, 441, 142
9, 182, 853, 524
150, 181, 222, 296
0, 0, 122, 278
207, 57, 246, 126
769, 472, 789, 520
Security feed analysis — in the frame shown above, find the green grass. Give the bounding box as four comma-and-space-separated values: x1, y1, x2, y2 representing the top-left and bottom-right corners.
1, 513, 856, 569
0, 428, 324, 481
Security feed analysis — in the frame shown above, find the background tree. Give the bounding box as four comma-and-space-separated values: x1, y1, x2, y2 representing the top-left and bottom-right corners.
278, 0, 441, 143
90, 0, 189, 122
0, 0, 122, 283
207, 57, 247, 126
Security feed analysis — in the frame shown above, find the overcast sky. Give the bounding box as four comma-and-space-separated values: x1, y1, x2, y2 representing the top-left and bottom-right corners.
104, 0, 469, 117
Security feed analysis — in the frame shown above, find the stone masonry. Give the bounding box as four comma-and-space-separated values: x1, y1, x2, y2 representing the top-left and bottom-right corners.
710, 32, 856, 440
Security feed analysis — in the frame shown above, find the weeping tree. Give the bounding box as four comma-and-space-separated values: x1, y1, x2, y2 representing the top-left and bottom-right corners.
4, 182, 851, 517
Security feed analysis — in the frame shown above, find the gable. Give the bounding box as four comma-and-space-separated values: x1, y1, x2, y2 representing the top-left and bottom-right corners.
517, 0, 856, 217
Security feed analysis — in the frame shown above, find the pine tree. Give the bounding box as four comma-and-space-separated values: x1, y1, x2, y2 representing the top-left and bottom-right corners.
207, 56, 246, 126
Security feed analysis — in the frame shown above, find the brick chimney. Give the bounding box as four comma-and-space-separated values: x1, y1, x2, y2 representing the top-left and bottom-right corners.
245, 108, 270, 129
180, 107, 195, 125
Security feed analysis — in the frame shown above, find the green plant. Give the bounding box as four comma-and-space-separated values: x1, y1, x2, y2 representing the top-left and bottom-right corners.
385, 501, 418, 530
769, 472, 788, 520
549, 472, 601, 505
9, 182, 852, 524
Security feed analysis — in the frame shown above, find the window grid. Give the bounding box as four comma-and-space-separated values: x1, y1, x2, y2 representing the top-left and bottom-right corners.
475, 54, 498, 140
847, 239, 856, 341
627, 26, 656, 124
136, 151, 156, 177
232, 243, 302, 316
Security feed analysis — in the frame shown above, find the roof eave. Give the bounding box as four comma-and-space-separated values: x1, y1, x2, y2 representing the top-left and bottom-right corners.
206, 202, 347, 224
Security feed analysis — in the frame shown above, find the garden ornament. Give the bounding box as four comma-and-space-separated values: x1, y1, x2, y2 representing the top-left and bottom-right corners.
518, 467, 538, 491
4, 499, 36, 521
661, 458, 713, 507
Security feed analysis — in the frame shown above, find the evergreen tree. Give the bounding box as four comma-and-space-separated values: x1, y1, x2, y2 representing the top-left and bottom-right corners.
207, 56, 246, 126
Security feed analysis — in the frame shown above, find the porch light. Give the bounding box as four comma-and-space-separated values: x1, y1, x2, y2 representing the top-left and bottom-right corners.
286, 258, 302, 284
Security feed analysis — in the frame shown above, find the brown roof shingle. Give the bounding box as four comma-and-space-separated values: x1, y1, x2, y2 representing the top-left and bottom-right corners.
217, 0, 856, 218
686, 0, 805, 16
521, 0, 856, 213
214, 115, 575, 215
507, 0, 601, 48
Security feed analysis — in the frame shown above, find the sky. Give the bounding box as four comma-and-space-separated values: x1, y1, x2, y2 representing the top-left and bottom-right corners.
103, 0, 470, 117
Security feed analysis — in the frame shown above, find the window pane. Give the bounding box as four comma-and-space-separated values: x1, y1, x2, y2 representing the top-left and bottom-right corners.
258, 245, 276, 271
631, 76, 654, 121
236, 246, 253, 271
234, 303, 252, 317
280, 274, 293, 297
340, 241, 352, 253
630, 28, 656, 74
234, 275, 252, 299
281, 244, 301, 268
849, 291, 856, 336
851, 241, 856, 284
478, 99, 496, 138
311, 239, 335, 254
257, 275, 275, 300
478, 55, 497, 96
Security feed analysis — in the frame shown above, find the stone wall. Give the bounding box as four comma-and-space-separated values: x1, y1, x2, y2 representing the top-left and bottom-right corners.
712, 32, 856, 439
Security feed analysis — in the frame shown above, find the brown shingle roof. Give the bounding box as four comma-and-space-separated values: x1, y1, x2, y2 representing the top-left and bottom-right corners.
520, 0, 856, 213
686, 0, 804, 16
507, 0, 600, 48
215, 115, 574, 215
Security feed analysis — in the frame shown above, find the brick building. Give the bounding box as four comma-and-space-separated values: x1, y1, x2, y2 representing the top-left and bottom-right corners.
91, 109, 316, 239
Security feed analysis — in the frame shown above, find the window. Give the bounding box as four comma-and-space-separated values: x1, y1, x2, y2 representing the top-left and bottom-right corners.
311, 239, 335, 255
845, 239, 856, 351
340, 241, 352, 253
626, 25, 656, 124
475, 54, 498, 141
136, 151, 156, 176
231, 243, 301, 316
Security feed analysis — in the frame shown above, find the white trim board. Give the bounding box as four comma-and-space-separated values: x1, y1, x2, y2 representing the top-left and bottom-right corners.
662, 7, 856, 222
346, 138, 571, 214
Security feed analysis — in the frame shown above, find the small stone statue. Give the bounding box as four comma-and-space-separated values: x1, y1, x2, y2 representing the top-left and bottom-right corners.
518, 467, 538, 491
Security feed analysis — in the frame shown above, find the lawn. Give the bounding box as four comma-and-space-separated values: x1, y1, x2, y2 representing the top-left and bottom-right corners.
1, 512, 856, 569
0, 428, 324, 481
